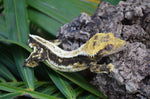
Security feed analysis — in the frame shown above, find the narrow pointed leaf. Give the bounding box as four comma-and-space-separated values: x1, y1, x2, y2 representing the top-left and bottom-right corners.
4, 0, 34, 90
0, 52, 20, 79
28, 9, 62, 36
0, 77, 6, 82
27, 0, 70, 23
45, 62, 106, 99
0, 16, 7, 39
4, 0, 28, 43
0, 63, 16, 81
74, 87, 84, 97
53, 92, 65, 98
27, 0, 98, 24
12, 48, 34, 90
47, 70, 77, 99
5, 82, 24, 87
0, 39, 31, 52
78, 94, 100, 99
34, 81, 58, 95
103, 0, 124, 5
0, 83, 61, 99
0, 92, 23, 99
67, 0, 98, 14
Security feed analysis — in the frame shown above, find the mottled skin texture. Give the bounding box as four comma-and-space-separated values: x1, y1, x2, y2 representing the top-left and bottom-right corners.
24, 33, 126, 73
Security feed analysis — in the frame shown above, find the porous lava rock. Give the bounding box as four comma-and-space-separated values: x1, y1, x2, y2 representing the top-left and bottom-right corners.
56, 0, 150, 98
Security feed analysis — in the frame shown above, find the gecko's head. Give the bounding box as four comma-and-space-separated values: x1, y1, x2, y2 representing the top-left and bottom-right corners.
85, 33, 126, 57
23, 34, 47, 68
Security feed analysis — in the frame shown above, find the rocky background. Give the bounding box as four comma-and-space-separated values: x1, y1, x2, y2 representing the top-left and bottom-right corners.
56, 0, 150, 98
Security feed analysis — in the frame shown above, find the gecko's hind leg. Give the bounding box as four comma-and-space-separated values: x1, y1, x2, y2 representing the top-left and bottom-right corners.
90, 63, 114, 73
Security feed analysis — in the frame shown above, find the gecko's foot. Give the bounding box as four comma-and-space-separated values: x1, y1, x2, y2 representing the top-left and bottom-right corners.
90, 63, 114, 73
23, 60, 39, 68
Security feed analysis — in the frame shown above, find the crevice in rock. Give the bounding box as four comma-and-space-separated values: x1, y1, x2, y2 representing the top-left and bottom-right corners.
121, 18, 133, 25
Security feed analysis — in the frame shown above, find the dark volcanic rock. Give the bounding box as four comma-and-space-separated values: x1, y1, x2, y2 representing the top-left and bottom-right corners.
56, 0, 150, 98
56, 12, 99, 51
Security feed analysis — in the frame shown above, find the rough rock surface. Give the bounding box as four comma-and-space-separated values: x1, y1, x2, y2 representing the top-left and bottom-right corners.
56, 0, 150, 98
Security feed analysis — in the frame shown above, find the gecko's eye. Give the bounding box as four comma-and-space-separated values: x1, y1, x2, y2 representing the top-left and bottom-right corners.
105, 44, 113, 51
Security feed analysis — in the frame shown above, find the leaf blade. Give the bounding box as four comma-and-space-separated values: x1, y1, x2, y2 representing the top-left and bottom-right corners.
28, 9, 62, 36
0, 16, 8, 39
0, 83, 61, 99
3, 0, 34, 90
0, 63, 16, 81
4, 0, 29, 43
47, 70, 77, 99
0, 92, 23, 99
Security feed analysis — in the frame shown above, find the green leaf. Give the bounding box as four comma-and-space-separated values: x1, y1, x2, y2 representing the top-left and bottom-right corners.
28, 9, 62, 36
0, 92, 23, 99
0, 53, 20, 79
78, 94, 100, 99
27, 0, 98, 25
103, 0, 124, 5
53, 92, 65, 98
57, 72, 106, 98
0, 45, 21, 79
45, 63, 106, 99
5, 82, 24, 87
4, 81, 60, 96
4, 0, 34, 90
4, 0, 29, 43
0, 63, 16, 81
12, 48, 35, 90
0, 16, 7, 39
0, 77, 6, 82
27, 0, 70, 23
0, 39, 31, 52
74, 87, 84, 97
69, 0, 98, 14
47, 70, 77, 99
0, 83, 61, 99
34, 81, 51, 89
34, 81, 62, 97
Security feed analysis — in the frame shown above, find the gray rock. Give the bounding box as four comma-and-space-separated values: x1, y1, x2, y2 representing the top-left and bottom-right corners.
56, 0, 150, 98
